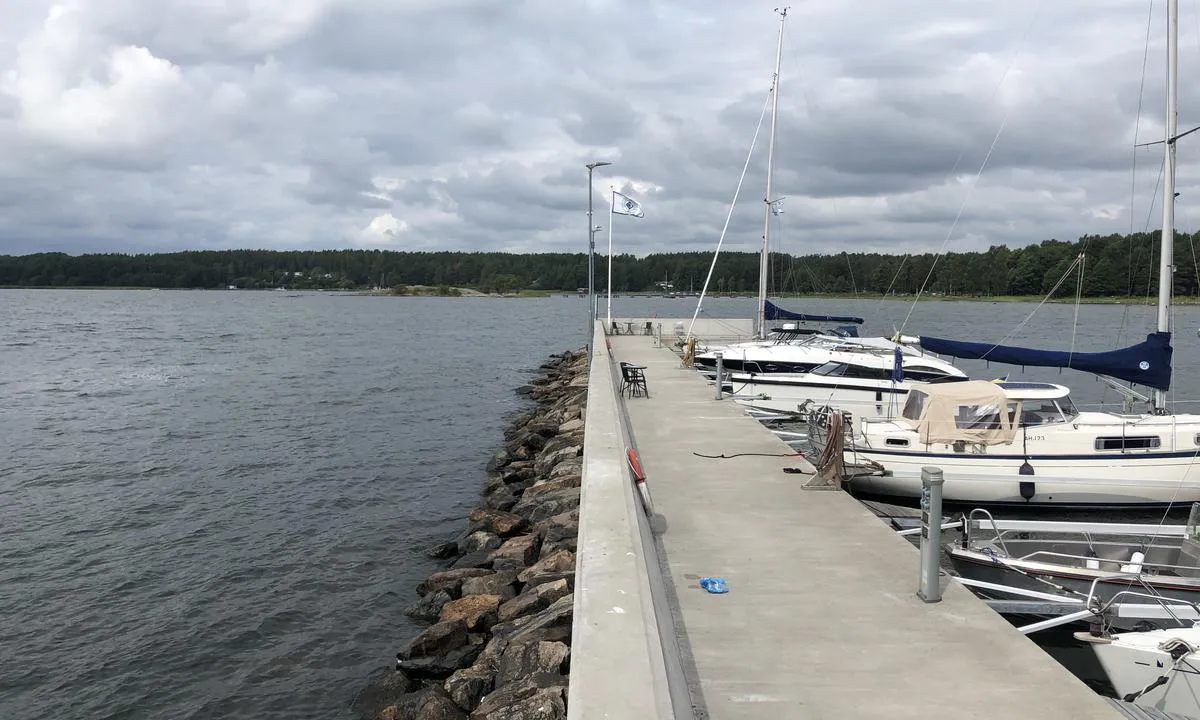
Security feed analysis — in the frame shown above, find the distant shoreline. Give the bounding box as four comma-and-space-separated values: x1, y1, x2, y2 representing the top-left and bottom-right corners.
2, 286, 1196, 305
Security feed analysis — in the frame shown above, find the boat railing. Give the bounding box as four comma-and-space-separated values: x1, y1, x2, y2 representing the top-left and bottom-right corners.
1007, 550, 1200, 577
965, 508, 1009, 557
1009, 578, 1200, 634
1094, 584, 1200, 629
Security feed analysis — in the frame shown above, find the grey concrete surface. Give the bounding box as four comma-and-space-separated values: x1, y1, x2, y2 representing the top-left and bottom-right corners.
609, 327, 1120, 720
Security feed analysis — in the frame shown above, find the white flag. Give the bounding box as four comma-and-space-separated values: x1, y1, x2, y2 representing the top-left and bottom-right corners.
612, 191, 644, 218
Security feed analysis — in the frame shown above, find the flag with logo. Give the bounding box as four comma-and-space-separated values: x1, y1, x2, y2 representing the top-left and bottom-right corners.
612, 191, 644, 218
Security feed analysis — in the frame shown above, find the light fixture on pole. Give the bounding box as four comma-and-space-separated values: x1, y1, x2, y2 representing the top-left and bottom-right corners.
585, 161, 612, 350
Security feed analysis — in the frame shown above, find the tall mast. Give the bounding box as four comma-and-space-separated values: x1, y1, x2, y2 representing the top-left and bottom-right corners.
1155, 0, 1178, 412
757, 7, 788, 339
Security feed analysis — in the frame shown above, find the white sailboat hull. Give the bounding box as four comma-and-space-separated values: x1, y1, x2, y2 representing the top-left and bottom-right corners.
847, 466, 1200, 507
846, 411, 1200, 507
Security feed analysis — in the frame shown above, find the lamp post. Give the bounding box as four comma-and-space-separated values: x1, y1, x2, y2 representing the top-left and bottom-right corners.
585, 161, 611, 351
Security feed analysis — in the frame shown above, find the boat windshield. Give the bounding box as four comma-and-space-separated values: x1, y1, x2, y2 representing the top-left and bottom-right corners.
1058, 395, 1079, 419
811, 362, 845, 376
1017, 397, 1078, 426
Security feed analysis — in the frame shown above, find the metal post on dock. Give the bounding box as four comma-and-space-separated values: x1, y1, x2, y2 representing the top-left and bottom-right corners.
714, 352, 724, 400
918, 466, 944, 603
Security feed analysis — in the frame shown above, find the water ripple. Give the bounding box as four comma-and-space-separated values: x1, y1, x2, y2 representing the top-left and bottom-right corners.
0, 290, 586, 720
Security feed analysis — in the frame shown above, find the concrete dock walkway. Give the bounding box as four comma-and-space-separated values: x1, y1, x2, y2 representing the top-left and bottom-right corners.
606, 331, 1119, 719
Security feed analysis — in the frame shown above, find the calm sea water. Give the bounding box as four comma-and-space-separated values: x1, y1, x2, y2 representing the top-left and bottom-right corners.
2, 289, 1199, 719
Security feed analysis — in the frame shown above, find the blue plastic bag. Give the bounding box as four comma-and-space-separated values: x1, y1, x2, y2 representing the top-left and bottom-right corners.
698, 577, 728, 594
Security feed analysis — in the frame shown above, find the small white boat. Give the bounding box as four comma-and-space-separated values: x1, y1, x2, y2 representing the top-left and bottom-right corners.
1081, 625, 1200, 716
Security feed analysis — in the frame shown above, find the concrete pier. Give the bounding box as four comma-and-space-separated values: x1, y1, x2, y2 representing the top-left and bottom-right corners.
571, 320, 1120, 719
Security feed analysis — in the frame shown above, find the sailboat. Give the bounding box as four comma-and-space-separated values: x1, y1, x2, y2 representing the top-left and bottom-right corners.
690, 8, 959, 418
839, 0, 1200, 508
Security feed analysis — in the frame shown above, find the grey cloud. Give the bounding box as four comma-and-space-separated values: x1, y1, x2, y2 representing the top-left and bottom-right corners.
0, 0, 1196, 259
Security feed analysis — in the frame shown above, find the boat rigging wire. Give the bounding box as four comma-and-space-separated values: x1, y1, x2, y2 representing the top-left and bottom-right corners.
894, 0, 1046, 334
684, 88, 773, 345
977, 252, 1085, 354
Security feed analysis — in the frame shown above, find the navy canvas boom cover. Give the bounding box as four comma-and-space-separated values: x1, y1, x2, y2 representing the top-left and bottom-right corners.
919, 331, 1173, 391
763, 300, 863, 325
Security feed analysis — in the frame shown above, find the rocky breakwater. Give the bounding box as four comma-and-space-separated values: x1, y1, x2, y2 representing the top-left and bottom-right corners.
355, 349, 590, 720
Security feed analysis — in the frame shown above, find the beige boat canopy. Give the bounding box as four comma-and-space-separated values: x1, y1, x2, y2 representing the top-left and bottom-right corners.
900, 380, 1020, 446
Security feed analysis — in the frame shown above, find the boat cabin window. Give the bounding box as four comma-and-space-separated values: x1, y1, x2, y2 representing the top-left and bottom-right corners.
812, 361, 896, 381
1094, 436, 1162, 451
901, 390, 928, 421
904, 366, 950, 381
843, 365, 893, 380
951, 402, 1019, 430
1019, 400, 1068, 426
1057, 395, 1079, 418
812, 362, 846, 377
955, 404, 1003, 430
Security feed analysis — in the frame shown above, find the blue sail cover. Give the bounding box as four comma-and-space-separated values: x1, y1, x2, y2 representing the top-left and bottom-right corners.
763, 300, 864, 325
919, 332, 1173, 391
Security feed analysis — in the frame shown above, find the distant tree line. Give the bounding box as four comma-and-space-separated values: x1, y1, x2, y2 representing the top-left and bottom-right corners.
0, 231, 1197, 297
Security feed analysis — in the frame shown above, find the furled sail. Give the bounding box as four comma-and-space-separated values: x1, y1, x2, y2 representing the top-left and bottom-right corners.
763, 300, 863, 324
919, 332, 1173, 391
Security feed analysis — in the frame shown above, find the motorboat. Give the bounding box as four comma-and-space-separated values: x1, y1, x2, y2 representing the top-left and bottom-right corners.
720, 348, 967, 420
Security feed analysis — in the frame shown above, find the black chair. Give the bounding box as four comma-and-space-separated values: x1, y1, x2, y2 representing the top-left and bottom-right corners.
619, 362, 648, 398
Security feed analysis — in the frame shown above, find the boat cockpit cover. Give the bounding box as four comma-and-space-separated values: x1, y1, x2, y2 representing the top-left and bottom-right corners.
919, 332, 1173, 391
763, 300, 864, 325
904, 380, 1018, 446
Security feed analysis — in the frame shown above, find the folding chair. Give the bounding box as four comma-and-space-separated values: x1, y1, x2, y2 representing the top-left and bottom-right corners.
620, 362, 648, 398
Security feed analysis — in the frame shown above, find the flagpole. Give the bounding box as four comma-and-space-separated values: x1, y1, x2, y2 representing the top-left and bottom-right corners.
606, 189, 614, 329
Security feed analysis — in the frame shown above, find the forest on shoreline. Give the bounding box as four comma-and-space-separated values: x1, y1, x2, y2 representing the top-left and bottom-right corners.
0, 230, 1195, 300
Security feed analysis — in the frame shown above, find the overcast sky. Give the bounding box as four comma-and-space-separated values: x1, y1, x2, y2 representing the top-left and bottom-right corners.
1, 0, 1198, 257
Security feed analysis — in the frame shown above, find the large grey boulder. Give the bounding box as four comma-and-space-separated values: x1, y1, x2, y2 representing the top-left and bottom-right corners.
469, 674, 568, 720
394, 686, 469, 720
490, 594, 574, 646
351, 667, 416, 719
417, 568, 492, 598
510, 488, 580, 524
460, 571, 520, 601
404, 589, 454, 624
495, 641, 570, 689
444, 664, 495, 712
